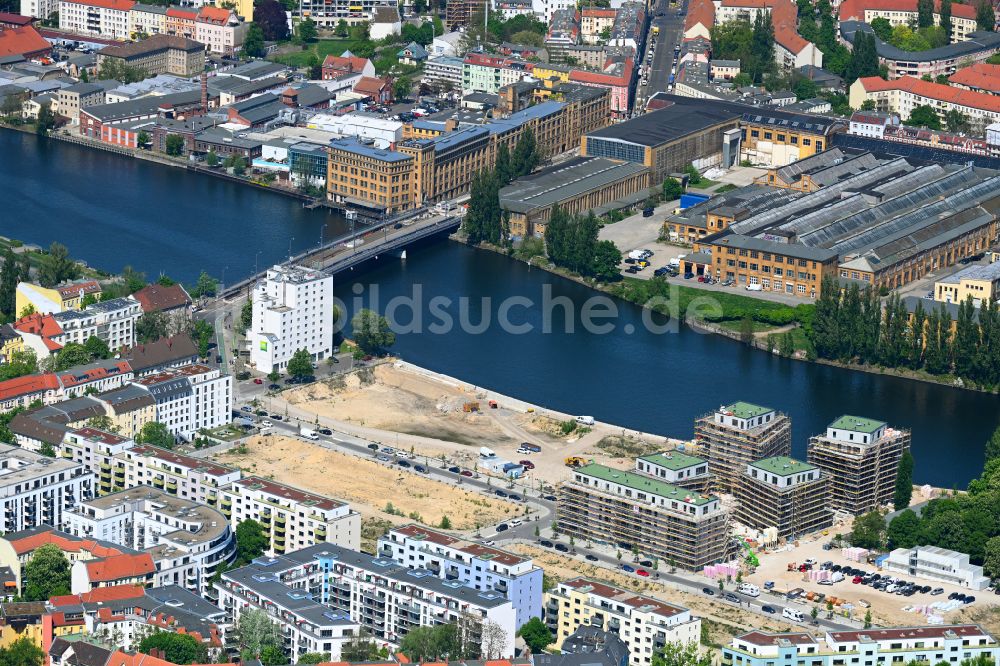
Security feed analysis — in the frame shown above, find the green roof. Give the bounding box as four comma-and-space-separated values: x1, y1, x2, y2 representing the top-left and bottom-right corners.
722, 401, 773, 419
829, 415, 885, 434
638, 451, 707, 470
749, 456, 816, 476
575, 463, 716, 505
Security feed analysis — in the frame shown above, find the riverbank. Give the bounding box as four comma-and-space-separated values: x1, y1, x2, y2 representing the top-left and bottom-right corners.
451, 233, 994, 395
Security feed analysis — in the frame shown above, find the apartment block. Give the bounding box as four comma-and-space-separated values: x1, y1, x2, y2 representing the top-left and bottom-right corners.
378, 524, 542, 629
0, 444, 94, 533
96, 34, 205, 78
724, 626, 999, 666
934, 262, 1000, 306
218, 476, 361, 555
883, 546, 990, 590
807, 415, 910, 515
59, 0, 135, 40
734, 456, 831, 540
52, 297, 142, 351
545, 577, 700, 666
132, 364, 232, 441
297, 0, 396, 28
64, 485, 237, 595
557, 463, 730, 570
248, 265, 333, 374
0, 359, 134, 410
216, 543, 516, 659
633, 451, 712, 492
694, 402, 791, 494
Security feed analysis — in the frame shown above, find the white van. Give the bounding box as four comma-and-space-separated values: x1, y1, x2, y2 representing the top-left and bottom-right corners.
782, 607, 804, 622
301, 428, 319, 440
737, 583, 760, 597
576, 415, 595, 426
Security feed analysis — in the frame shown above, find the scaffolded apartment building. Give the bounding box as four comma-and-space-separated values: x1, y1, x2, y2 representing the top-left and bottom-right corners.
694, 402, 791, 494
557, 463, 731, 570
807, 415, 910, 515
734, 456, 832, 540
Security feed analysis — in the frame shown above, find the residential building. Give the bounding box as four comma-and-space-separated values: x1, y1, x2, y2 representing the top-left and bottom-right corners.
52, 297, 142, 351
294, 0, 397, 29
422, 55, 464, 90
500, 156, 650, 238
217, 476, 361, 555
723, 626, 999, 666
20, 0, 58, 22
580, 7, 615, 44
131, 284, 192, 331
848, 110, 899, 138
15, 280, 102, 316
321, 51, 375, 80
850, 75, 1000, 128
694, 402, 791, 494
123, 334, 199, 376
10, 312, 64, 358
352, 75, 392, 104
370, 5, 400, 39
397, 41, 428, 65
840, 22, 1000, 80
807, 416, 911, 515
557, 463, 730, 570
445, 0, 484, 29
536, 627, 629, 666
96, 442, 240, 503
934, 262, 1000, 306
131, 364, 232, 441
734, 456, 831, 540
216, 543, 516, 658
194, 6, 246, 55
545, 578, 700, 666
129, 2, 166, 37
950, 62, 1000, 95
55, 83, 110, 126
11, 400, 122, 452
0, 444, 94, 534
70, 551, 156, 593
0, 325, 23, 364
378, 524, 542, 628
883, 546, 990, 590
96, 34, 205, 78
0, 27, 51, 60
839, 0, 979, 43
64, 485, 237, 594
634, 451, 712, 492
247, 265, 333, 374
59, 0, 136, 41
0, 359, 134, 411
711, 59, 741, 80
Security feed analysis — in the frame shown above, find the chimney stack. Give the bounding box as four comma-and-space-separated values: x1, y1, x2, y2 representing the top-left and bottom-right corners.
201, 72, 208, 113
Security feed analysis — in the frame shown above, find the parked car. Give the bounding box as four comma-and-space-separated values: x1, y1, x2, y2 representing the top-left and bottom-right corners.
520, 460, 535, 469
461, 470, 473, 477
448, 466, 461, 473
268, 384, 280, 390
622, 565, 635, 573
543, 494, 557, 501
585, 554, 598, 561
683, 272, 695, 279
377, 455, 390, 462
318, 428, 332, 435
397, 460, 411, 468
495, 490, 508, 498
636, 569, 650, 577
540, 540, 553, 547
761, 605, 776, 614
509, 494, 522, 501
414, 465, 427, 473
253, 378, 263, 384
555, 543, 569, 552
723, 593, 739, 603
702, 587, 715, 596
496, 523, 509, 532
640, 560, 653, 567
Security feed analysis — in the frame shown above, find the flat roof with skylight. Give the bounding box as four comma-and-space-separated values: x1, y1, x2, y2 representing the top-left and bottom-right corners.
829, 415, 886, 434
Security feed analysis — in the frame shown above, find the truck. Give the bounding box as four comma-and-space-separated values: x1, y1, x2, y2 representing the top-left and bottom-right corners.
668, 73, 675, 85
520, 443, 542, 453
301, 427, 319, 440
652, 25, 660, 35
565, 456, 588, 468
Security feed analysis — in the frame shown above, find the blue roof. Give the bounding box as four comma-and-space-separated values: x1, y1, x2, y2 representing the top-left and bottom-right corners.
412, 119, 447, 131
329, 138, 412, 162
431, 126, 490, 153
487, 100, 565, 135
398, 41, 429, 59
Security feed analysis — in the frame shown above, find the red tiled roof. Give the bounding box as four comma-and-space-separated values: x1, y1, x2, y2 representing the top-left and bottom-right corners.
196, 5, 231, 22
166, 7, 197, 18
13, 312, 62, 338
55, 279, 101, 299
50, 584, 145, 607
8, 528, 126, 557
0, 13, 34, 25
581, 7, 616, 16
0, 373, 60, 402
57, 360, 131, 388
839, 0, 976, 19
0, 25, 50, 58
857, 74, 1000, 113
684, 0, 715, 32
322, 53, 370, 73
85, 553, 155, 582
132, 283, 190, 313
827, 626, 989, 643
561, 577, 688, 618
948, 62, 1000, 93
107, 650, 230, 666
61, 0, 134, 10
354, 76, 389, 94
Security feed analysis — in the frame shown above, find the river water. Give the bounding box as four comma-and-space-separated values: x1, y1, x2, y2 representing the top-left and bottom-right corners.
5, 130, 998, 487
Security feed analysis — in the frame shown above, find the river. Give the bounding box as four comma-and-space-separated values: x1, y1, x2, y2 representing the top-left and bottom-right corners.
5, 130, 999, 488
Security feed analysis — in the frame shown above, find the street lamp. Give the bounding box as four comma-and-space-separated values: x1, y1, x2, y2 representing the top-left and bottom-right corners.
287, 236, 295, 262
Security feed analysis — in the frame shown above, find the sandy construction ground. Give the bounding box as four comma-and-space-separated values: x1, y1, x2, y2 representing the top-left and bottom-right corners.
510, 543, 797, 647
214, 435, 521, 530
279, 363, 684, 487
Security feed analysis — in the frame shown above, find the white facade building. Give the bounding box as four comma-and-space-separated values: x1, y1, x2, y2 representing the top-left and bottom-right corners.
63, 485, 237, 595
132, 364, 232, 441
307, 113, 403, 148
423, 56, 465, 90
248, 265, 333, 374
379, 524, 542, 629
0, 443, 94, 533
21, 0, 58, 19
52, 297, 142, 351
59, 0, 134, 40
884, 546, 991, 590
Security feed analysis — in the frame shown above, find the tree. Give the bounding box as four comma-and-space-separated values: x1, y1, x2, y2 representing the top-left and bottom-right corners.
296, 653, 330, 664
206, 149, 219, 167
0, 250, 19, 319
341, 629, 381, 662
235, 519, 269, 564
39, 441, 55, 457
235, 608, 282, 661
945, 108, 970, 133
850, 510, 886, 549
54, 342, 94, 371
0, 637, 45, 666
137, 632, 208, 665
917, 0, 934, 27
21, 543, 71, 601
296, 17, 317, 41
662, 177, 684, 200
651, 641, 712, 666
136, 130, 151, 148
35, 102, 56, 135
887, 509, 921, 548
511, 127, 539, 177
136, 311, 171, 343
439, 515, 452, 529
495, 143, 512, 185
351, 309, 395, 354
0, 350, 38, 381
870, 16, 893, 40
84, 335, 111, 360
986, 425, 1000, 463
978, 0, 995, 31
260, 646, 284, 666
517, 617, 552, 653
243, 23, 266, 57
983, 536, 1000, 581
286, 348, 313, 379
863, 609, 872, 629
894, 450, 915, 510
846, 30, 879, 84
908, 104, 942, 129
136, 421, 176, 449
38, 242, 80, 288
96, 58, 147, 83
239, 298, 253, 334
394, 77, 412, 101
190, 270, 218, 298
592, 240, 622, 282
254, 0, 289, 40
165, 134, 184, 156
480, 621, 508, 660
940, 0, 953, 42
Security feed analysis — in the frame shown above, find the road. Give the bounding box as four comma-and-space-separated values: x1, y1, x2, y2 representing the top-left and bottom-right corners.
635, 0, 688, 111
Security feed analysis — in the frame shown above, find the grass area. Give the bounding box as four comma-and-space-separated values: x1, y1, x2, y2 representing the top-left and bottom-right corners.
717, 319, 780, 333
593, 435, 662, 458
269, 38, 354, 66
714, 183, 738, 193
203, 424, 247, 442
